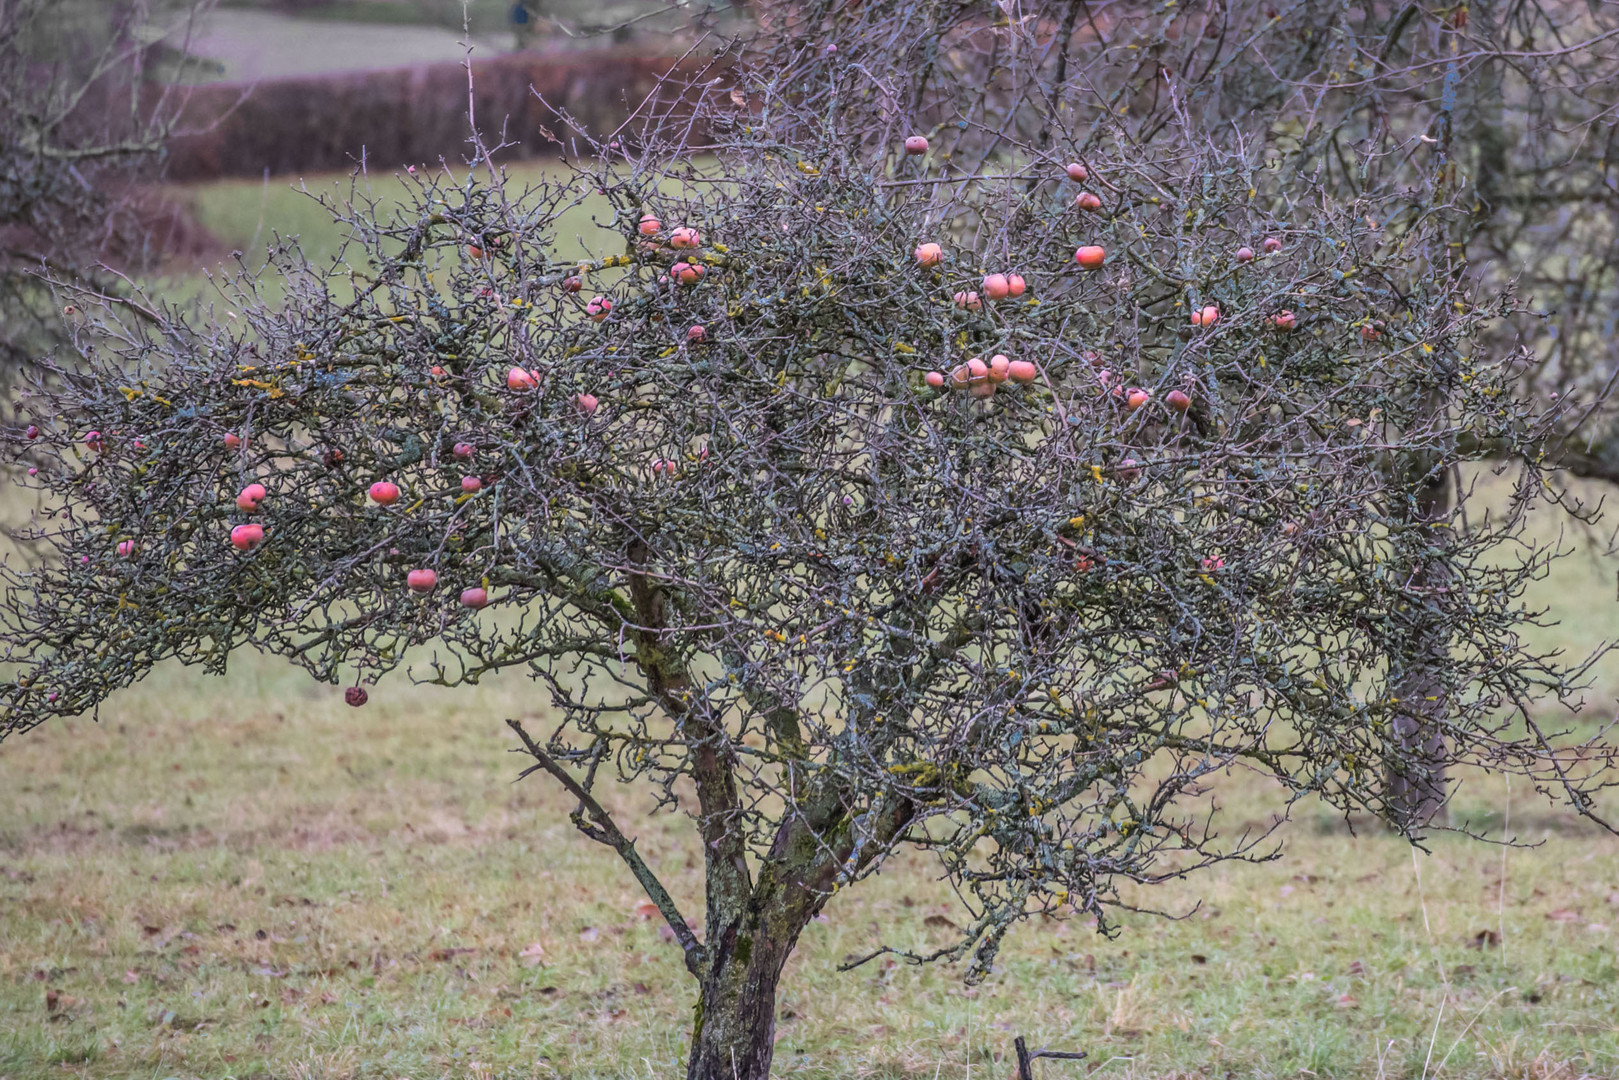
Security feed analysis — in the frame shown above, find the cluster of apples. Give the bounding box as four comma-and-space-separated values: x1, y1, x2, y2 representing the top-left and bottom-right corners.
914, 160, 1115, 278
638, 214, 707, 289
953, 272, 1028, 310
226, 470, 270, 552
914, 151, 1300, 332
1064, 163, 1111, 269
926, 354, 1040, 399
366, 478, 489, 607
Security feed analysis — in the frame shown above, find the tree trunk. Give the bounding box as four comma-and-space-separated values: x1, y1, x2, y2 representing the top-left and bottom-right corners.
1384, 439, 1453, 829
686, 911, 801, 1080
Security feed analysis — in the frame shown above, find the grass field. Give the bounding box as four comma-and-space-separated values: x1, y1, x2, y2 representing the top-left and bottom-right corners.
3, 170, 1619, 1080
2, 654, 1617, 1080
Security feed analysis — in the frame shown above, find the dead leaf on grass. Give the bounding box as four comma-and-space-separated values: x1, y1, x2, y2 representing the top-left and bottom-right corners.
579, 926, 601, 943
1545, 909, 1580, 922
519, 942, 546, 965
923, 914, 960, 931
1468, 929, 1501, 949
632, 898, 660, 920
430, 947, 477, 961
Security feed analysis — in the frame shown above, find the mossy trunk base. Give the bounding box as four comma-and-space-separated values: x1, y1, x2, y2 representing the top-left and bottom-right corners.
686, 919, 795, 1080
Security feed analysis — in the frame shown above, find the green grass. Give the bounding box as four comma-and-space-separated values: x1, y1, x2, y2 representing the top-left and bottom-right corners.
1, 655, 1617, 1080
155, 160, 614, 307
6, 169, 1618, 1080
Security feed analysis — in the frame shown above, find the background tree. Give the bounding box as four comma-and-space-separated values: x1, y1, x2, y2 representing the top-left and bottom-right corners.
5, 3, 1619, 1079
0, 0, 208, 392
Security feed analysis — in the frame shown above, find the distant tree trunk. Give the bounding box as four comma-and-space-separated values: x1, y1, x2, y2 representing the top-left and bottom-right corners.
1384, 442, 1453, 829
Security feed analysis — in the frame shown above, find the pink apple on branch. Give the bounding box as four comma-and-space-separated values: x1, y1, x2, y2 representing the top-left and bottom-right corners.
236, 483, 267, 512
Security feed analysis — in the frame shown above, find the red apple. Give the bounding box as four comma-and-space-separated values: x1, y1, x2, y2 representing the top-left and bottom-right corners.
461, 475, 482, 493
368, 481, 400, 506
1075, 245, 1106, 269
950, 365, 971, 388
507, 366, 537, 391
230, 523, 264, 551
1263, 236, 1283, 253
925, 370, 946, 388
914, 242, 943, 267
453, 442, 475, 459
670, 227, 702, 250
84, 431, 104, 452
407, 568, 437, 593
970, 381, 996, 399
1126, 388, 1150, 410
562, 275, 582, 293
966, 357, 989, 383
904, 135, 929, 155
988, 355, 1011, 383
1234, 246, 1255, 263
1066, 162, 1089, 182
1191, 305, 1220, 327
687, 325, 706, 342
236, 483, 267, 511
953, 290, 982, 310
1361, 323, 1381, 341
1166, 389, 1192, 412
1006, 273, 1026, 298
982, 273, 1010, 300
117, 540, 136, 557
1117, 458, 1141, 481
460, 587, 489, 609
576, 393, 599, 416
586, 295, 615, 318
1272, 310, 1297, 330
223, 432, 243, 451
1007, 359, 1038, 384
639, 214, 661, 236
25, 424, 39, 439
1075, 192, 1102, 212
467, 243, 485, 259
345, 686, 368, 707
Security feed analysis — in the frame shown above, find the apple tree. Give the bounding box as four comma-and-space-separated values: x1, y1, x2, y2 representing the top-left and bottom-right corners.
5, 4, 1619, 1078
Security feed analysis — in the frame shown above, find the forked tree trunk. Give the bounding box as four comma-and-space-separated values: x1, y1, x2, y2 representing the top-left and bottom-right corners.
686, 910, 804, 1080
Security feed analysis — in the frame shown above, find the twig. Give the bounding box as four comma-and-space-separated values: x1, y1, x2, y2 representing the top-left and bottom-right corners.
507, 718, 707, 977
1015, 1036, 1088, 1080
